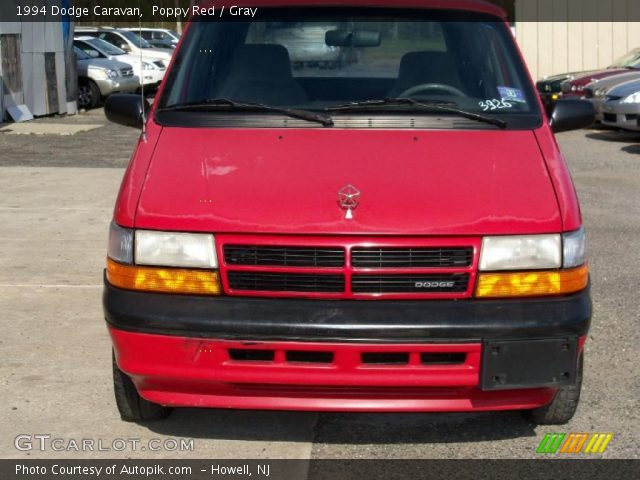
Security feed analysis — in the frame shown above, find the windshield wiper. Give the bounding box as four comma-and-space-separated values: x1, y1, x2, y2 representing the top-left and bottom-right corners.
327, 98, 507, 129
158, 98, 334, 127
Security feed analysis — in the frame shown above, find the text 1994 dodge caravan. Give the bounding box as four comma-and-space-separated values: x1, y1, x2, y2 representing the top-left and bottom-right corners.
103, 0, 595, 424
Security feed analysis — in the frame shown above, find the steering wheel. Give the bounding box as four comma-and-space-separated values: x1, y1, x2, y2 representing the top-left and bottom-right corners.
398, 83, 466, 98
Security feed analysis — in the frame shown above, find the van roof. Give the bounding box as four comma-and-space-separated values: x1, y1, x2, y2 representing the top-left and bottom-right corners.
195, 0, 506, 19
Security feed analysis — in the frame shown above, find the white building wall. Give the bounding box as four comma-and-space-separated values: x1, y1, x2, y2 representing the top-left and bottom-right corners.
516, 0, 640, 80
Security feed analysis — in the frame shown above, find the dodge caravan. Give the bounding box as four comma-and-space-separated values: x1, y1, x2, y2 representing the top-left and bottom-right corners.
103, 0, 595, 425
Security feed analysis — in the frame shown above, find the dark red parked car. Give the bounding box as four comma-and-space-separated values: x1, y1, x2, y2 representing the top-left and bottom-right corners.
560, 48, 640, 97
103, 0, 594, 425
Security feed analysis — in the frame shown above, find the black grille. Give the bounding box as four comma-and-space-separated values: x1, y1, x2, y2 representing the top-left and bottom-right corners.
352, 274, 469, 294
120, 68, 134, 77
228, 271, 344, 293
351, 247, 472, 268
603, 113, 617, 122
225, 245, 344, 267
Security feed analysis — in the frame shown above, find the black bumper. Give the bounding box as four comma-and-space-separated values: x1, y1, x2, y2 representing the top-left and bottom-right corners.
103, 278, 591, 343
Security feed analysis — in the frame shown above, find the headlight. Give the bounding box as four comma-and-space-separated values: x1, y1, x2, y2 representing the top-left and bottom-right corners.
621, 92, 640, 104
106, 69, 119, 79
595, 88, 605, 97
89, 67, 108, 79
108, 221, 133, 264
479, 234, 561, 271
475, 231, 588, 298
135, 230, 217, 268
142, 62, 155, 71
106, 225, 221, 295
563, 227, 586, 268
571, 85, 578, 92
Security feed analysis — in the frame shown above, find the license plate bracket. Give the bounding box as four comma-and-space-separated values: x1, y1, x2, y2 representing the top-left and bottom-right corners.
481, 338, 578, 390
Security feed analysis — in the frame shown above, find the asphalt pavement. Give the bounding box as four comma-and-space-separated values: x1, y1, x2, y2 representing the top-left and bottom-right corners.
0, 109, 638, 460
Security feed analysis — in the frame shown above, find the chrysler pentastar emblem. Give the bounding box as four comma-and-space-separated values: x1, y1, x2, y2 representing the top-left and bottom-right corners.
338, 184, 360, 220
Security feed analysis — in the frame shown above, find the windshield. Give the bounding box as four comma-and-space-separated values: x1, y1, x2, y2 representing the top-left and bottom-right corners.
74, 46, 90, 60
159, 9, 541, 129
85, 37, 126, 56
610, 50, 640, 68
119, 30, 152, 48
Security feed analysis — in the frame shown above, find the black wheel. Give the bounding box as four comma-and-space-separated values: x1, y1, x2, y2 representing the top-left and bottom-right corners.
77, 79, 100, 109
523, 354, 583, 425
112, 352, 172, 422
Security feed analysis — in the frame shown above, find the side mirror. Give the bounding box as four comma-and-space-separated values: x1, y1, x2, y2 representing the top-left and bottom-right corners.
104, 94, 149, 128
87, 50, 100, 58
550, 99, 595, 133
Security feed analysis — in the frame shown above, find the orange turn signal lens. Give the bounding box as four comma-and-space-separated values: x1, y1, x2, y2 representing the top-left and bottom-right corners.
106, 258, 222, 295
475, 265, 588, 298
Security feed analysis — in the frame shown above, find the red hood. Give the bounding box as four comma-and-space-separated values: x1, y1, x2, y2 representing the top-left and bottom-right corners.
135, 128, 561, 235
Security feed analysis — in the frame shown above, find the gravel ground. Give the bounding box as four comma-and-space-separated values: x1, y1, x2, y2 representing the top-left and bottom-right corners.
0, 110, 638, 460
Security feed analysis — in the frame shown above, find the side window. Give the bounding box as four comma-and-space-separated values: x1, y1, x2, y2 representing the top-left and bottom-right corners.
102, 32, 124, 49
74, 42, 100, 58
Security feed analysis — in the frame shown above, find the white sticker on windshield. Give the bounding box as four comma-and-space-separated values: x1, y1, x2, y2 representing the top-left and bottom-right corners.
479, 99, 512, 111
498, 86, 526, 103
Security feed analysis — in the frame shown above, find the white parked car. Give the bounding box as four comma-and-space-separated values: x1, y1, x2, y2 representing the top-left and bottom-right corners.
74, 36, 165, 89
75, 27, 172, 68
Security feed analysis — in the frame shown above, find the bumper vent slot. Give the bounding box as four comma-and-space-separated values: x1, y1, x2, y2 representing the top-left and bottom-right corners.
225, 245, 344, 267
362, 352, 410, 365
229, 349, 274, 361
285, 351, 334, 363
352, 274, 469, 294
228, 271, 344, 293
351, 247, 472, 268
421, 353, 466, 365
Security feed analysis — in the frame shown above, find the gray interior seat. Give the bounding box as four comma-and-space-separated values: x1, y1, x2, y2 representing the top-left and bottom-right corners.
387, 51, 465, 97
219, 44, 307, 105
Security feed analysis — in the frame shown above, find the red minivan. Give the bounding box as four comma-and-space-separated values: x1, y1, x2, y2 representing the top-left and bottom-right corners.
103, 0, 595, 424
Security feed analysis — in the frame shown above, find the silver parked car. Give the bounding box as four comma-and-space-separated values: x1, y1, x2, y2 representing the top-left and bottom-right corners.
75, 47, 139, 109
584, 70, 640, 122
74, 36, 166, 89
600, 78, 640, 131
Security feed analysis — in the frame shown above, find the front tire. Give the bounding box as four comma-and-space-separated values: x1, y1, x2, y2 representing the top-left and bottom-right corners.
112, 352, 172, 422
77, 79, 100, 109
523, 354, 583, 425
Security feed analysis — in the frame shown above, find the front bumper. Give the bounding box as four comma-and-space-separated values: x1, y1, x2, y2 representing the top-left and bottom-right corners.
94, 76, 140, 97
140, 69, 164, 88
104, 280, 590, 411
601, 102, 640, 130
